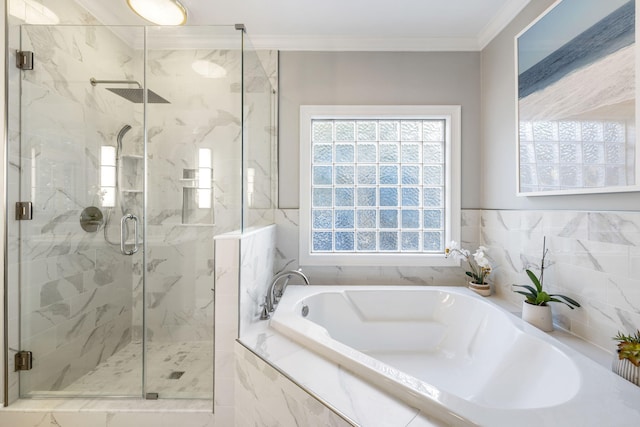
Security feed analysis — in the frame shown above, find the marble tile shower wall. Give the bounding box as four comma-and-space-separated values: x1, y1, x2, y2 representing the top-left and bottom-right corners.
131, 48, 278, 343
481, 209, 640, 352
130, 47, 244, 343
7, 23, 140, 397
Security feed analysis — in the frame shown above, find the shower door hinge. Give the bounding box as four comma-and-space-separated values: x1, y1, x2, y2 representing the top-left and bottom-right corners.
16, 51, 34, 70
15, 351, 33, 371
16, 201, 33, 220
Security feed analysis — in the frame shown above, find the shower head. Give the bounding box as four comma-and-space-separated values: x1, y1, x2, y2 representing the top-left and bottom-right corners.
106, 88, 170, 104
90, 78, 170, 104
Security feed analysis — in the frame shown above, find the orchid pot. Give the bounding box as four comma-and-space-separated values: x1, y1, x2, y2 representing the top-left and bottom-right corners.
521, 301, 553, 332
468, 281, 491, 297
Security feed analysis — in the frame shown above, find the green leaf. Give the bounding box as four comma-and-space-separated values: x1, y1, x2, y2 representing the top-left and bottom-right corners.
549, 294, 581, 308
526, 269, 542, 293
548, 297, 576, 309
465, 271, 473, 278
535, 291, 551, 305
513, 284, 538, 296
614, 330, 640, 343
513, 291, 536, 304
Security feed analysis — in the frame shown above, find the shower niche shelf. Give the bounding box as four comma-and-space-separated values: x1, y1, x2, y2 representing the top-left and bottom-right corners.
181, 168, 214, 225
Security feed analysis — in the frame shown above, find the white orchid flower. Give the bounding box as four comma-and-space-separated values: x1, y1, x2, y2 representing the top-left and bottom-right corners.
474, 253, 491, 269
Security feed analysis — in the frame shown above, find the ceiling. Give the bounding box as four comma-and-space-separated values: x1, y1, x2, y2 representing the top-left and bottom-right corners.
78, 0, 531, 51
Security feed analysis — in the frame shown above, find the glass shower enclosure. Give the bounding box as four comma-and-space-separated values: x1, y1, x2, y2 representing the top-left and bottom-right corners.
4, 23, 275, 401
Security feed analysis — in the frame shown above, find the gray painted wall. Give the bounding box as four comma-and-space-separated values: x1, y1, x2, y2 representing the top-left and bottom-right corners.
278, 51, 481, 209
481, 0, 640, 211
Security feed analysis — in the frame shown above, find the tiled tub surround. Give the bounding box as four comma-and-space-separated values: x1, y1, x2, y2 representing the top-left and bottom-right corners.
235, 343, 352, 427
238, 289, 635, 427
270, 285, 640, 426
276, 208, 640, 353
238, 327, 442, 427
481, 209, 640, 351
239, 225, 277, 336
234, 208, 640, 425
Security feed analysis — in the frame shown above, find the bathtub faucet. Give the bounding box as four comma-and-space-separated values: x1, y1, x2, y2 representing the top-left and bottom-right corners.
261, 268, 310, 319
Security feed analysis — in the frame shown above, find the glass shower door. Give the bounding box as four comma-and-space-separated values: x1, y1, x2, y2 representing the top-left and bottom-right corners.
12, 25, 145, 397
142, 25, 241, 400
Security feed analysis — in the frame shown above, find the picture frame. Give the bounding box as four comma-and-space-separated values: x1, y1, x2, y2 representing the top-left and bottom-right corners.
515, 0, 640, 195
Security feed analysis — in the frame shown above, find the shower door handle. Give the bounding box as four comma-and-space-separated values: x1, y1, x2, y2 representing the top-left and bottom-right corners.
120, 213, 139, 256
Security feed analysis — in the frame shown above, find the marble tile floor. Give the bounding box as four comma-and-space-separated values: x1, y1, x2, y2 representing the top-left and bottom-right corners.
45, 341, 214, 399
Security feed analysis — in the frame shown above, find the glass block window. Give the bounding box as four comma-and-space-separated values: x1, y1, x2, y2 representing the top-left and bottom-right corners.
310, 118, 447, 254
300, 105, 461, 267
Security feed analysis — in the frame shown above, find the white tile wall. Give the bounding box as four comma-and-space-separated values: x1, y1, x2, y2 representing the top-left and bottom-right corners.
235, 343, 352, 427
481, 209, 640, 351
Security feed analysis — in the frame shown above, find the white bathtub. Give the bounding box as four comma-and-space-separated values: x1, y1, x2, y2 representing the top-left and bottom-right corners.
270, 286, 640, 426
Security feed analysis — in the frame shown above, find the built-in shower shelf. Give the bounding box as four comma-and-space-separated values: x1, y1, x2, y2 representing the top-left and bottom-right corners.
122, 189, 143, 193
122, 154, 144, 160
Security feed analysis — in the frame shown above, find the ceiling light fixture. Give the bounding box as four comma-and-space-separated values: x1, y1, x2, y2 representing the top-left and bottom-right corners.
126, 0, 187, 26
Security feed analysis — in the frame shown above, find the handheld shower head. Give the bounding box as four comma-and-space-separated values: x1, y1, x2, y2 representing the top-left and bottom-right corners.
116, 125, 132, 153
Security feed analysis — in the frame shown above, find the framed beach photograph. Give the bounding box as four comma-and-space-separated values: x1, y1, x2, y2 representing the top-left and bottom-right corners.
515, 0, 640, 195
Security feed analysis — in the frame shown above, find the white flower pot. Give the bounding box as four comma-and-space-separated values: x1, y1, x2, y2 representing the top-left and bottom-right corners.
612, 357, 640, 386
468, 282, 491, 297
521, 302, 553, 332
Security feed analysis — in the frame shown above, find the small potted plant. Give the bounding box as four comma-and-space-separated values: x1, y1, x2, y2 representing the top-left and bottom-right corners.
612, 330, 640, 386
445, 241, 492, 296
512, 237, 580, 331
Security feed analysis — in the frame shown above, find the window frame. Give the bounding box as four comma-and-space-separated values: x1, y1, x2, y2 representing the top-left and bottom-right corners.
299, 105, 461, 267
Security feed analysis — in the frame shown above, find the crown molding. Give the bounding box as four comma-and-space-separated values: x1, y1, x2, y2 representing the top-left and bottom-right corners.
477, 0, 530, 49
247, 35, 482, 52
